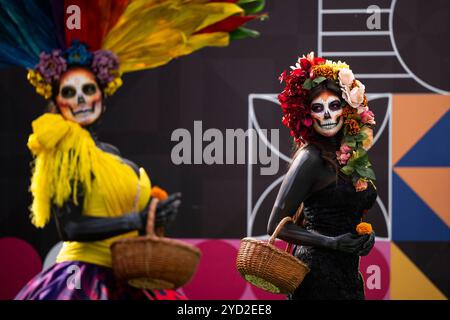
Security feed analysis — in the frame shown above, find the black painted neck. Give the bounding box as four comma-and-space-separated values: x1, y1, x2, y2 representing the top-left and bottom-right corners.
311, 131, 342, 153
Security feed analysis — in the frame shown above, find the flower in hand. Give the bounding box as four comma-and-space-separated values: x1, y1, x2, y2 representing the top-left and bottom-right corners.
356, 222, 373, 235
151, 186, 169, 201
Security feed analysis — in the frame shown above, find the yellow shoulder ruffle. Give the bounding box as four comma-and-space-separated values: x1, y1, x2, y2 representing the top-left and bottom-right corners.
28, 113, 139, 228
28, 113, 71, 155
28, 114, 95, 227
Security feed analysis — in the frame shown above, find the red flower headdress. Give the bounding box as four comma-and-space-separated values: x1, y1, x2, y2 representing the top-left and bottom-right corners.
278, 52, 377, 191
278, 52, 326, 144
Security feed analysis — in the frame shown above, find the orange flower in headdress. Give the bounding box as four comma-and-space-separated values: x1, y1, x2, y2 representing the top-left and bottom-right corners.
345, 118, 361, 135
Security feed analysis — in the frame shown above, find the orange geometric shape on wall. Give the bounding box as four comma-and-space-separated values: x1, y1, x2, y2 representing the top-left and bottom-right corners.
390, 243, 446, 300
394, 167, 450, 228
392, 95, 450, 165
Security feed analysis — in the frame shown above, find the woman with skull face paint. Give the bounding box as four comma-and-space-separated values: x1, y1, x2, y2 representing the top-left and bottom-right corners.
0, 0, 266, 300
268, 53, 378, 300
15, 46, 186, 301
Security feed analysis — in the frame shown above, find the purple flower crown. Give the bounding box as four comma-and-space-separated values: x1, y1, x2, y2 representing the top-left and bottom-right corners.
27, 41, 122, 99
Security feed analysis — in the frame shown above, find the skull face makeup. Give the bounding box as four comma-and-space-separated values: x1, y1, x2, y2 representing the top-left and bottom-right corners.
310, 91, 344, 137
56, 68, 102, 126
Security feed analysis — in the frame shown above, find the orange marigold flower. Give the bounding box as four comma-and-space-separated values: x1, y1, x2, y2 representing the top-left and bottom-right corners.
356, 222, 373, 235
342, 106, 357, 118
312, 64, 335, 79
151, 186, 168, 201
363, 95, 368, 106
345, 118, 360, 135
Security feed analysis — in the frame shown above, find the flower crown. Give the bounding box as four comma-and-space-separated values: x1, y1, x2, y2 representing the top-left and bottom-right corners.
278, 52, 377, 192
27, 41, 122, 99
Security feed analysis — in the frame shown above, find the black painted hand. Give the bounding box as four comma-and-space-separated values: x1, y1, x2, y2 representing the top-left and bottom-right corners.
356, 232, 375, 256
333, 233, 370, 254
155, 192, 182, 227
139, 193, 182, 234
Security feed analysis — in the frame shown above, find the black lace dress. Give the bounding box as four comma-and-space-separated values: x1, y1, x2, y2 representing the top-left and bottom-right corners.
290, 177, 377, 300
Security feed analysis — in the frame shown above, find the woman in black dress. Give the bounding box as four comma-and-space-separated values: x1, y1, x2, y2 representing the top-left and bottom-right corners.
268, 53, 377, 300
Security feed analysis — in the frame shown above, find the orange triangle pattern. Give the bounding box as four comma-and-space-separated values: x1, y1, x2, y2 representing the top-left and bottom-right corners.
392, 95, 450, 165
390, 243, 446, 300
394, 167, 450, 228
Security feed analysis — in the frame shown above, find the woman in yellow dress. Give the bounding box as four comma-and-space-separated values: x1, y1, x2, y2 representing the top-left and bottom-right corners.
0, 0, 266, 300
16, 52, 183, 300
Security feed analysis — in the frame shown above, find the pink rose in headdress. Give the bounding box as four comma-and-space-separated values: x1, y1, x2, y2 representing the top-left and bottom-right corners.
361, 109, 376, 125
340, 144, 352, 154
355, 178, 368, 192
336, 150, 352, 165
357, 105, 368, 114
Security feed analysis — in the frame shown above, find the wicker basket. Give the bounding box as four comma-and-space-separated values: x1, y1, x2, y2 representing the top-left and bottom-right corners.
236, 206, 310, 294
111, 198, 201, 289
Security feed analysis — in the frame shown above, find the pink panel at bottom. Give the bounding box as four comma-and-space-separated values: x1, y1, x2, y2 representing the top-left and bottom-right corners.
179, 238, 391, 300
0, 237, 42, 300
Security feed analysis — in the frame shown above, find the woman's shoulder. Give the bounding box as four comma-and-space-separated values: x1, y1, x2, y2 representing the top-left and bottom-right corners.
96, 141, 121, 156
292, 144, 323, 164
290, 144, 324, 174
303, 144, 322, 157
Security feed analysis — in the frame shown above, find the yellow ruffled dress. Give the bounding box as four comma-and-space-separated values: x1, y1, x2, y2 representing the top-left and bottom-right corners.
28, 113, 151, 267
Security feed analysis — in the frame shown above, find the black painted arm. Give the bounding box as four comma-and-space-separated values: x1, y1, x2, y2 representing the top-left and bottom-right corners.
52, 139, 182, 242
53, 191, 181, 242
267, 147, 336, 249
267, 147, 370, 254
53, 201, 145, 242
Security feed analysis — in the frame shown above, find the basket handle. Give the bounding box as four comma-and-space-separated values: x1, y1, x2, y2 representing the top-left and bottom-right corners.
145, 198, 159, 237
269, 216, 293, 245
269, 203, 304, 251
292, 202, 304, 226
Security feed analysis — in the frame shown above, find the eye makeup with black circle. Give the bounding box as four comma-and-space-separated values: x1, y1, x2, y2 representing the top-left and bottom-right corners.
329, 100, 341, 111
311, 103, 324, 113
61, 86, 76, 99
82, 83, 97, 95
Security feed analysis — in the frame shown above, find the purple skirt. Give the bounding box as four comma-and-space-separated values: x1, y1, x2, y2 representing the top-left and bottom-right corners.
15, 261, 187, 300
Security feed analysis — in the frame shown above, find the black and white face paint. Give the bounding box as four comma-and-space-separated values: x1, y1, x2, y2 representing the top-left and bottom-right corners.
310, 91, 344, 137
56, 68, 103, 126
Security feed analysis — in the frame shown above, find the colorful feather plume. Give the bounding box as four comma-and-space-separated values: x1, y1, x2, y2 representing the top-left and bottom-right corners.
0, 0, 266, 73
